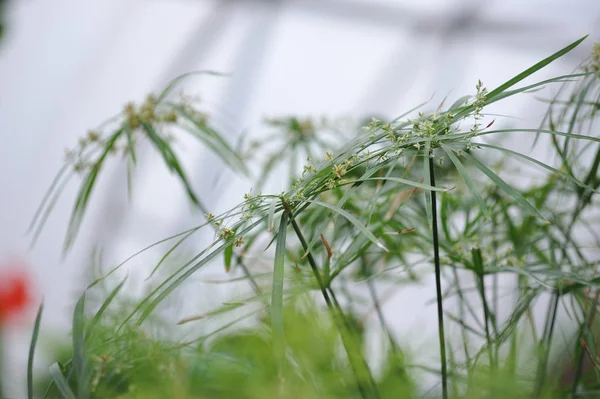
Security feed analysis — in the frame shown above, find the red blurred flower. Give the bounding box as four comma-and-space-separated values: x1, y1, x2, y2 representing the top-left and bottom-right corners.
0, 263, 33, 325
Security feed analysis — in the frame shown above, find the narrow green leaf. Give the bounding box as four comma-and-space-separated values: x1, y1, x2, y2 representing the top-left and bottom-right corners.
131, 218, 264, 327
583, 144, 600, 190
464, 152, 547, 222
85, 278, 126, 342
484, 73, 589, 107
559, 277, 600, 296
85, 225, 204, 290
146, 228, 199, 280
359, 176, 447, 191
64, 129, 123, 252
29, 170, 74, 249
441, 143, 490, 219
440, 192, 453, 243
563, 77, 594, 156
156, 70, 227, 103
271, 212, 289, 363
28, 301, 44, 399
48, 363, 76, 399
224, 243, 233, 272
307, 199, 388, 252
268, 198, 277, 232
126, 155, 134, 203
423, 142, 433, 229
123, 123, 136, 164
173, 105, 248, 174
471, 247, 484, 276
142, 121, 206, 211
486, 36, 587, 100
449, 95, 471, 111
28, 164, 70, 234
72, 293, 89, 399
481, 128, 600, 144
476, 142, 597, 193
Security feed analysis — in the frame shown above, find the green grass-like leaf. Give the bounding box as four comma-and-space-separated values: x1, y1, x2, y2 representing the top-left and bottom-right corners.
308, 199, 388, 252
486, 35, 587, 100
463, 152, 548, 222
72, 293, 89, 399
156, 70, 227, 103
64, 129, 123, 252
27, 301, 44, 399
224, 242, 234, 272
142, 121, 206, 212
441, 143, 490, 220
85, 278, 126, 341
49, 362, 76, 399
271, 211, 289, 366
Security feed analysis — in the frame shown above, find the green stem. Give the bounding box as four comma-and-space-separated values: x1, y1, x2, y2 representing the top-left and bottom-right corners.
236, 256, 262, 295
283, 204, 379, 399
477, 272, 494, 369
451, 268, 472, 374
429, 157, 448, 399
534, 290, 560, 397
491, 206, 500, 367
571, 290, 600, 397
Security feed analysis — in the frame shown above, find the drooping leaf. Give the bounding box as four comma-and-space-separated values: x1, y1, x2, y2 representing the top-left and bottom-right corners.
48, 363, 76, 399
72, 293, 89, 399
85, 278, 126, 342
27, 301, 44, 399
307, 199, 388, 252
441, 143, 490, 220
271, 211, 289, 364
464, 152, 548, 222
224, 243, 234, 272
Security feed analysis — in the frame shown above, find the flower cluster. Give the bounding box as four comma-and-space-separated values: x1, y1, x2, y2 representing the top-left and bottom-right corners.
241, 191, 265, 221
64, 93, 208, 175
470, 80, 488, 134
584, 42, 600, 72
263, 116, 320, 141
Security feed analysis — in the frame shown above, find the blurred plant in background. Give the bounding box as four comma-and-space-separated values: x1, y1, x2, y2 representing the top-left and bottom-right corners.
21, 36, 600, 398
0, 0, 7, 44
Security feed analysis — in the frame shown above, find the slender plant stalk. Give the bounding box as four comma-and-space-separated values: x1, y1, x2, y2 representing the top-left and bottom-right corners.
571, 290, 600, 396
534, 290, 560, 397
478, 274, 494, 370
491, 207, 500, 367
283, 203, 379, 399
451, 268, 472, 373
429, 157, 448, 399
236, 256, 262, 295
472, 247, 495, 371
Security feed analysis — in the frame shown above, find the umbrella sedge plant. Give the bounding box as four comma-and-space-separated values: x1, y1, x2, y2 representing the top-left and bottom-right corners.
26, 37, 600, 398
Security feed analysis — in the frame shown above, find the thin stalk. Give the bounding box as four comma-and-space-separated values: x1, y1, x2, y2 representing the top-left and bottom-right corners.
534, 290, 560, 397
472, 247, 495, 370
326, 285, 380, 399
429, 156, 448, 399
477, 273, 494, 370
283, 203, 379, 399
451, 268, 472, 371
237, 256, 262, 295
571, 290, 600, 396
361, 256, 400, 353
491, 207, 500, 368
